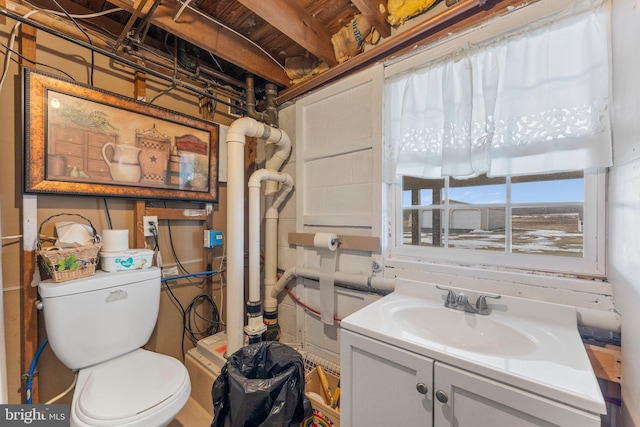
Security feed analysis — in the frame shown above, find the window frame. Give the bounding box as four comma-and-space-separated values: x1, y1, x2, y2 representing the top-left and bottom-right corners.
387, 169, 606, 277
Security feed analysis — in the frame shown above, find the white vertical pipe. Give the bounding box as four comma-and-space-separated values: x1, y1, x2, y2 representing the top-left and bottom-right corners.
263, 184, 293, 313
225, 117, 291, 355
248, 183, 262, 304
262, 130, 292, 315
248, 170, 293, 305
226, 117, 264, 354
226, 139, 247, 354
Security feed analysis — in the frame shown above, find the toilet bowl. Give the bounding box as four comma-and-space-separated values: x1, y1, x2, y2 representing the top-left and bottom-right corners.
38, 268, 191, 427
71, 350, 190, 427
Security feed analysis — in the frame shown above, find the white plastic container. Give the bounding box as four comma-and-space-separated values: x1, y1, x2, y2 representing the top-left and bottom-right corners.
100, 249, 154, 272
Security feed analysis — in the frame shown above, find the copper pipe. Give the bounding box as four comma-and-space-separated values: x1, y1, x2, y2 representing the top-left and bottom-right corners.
278, 0, 486, 103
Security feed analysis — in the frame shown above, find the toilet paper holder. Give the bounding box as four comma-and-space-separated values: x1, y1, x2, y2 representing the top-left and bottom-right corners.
288, 233, 380, 252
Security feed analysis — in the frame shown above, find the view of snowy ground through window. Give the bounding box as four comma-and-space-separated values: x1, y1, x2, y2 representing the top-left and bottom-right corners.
404, 212, 583, 257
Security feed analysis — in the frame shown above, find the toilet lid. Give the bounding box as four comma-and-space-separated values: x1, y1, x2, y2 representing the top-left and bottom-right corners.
77, 349, 188, 422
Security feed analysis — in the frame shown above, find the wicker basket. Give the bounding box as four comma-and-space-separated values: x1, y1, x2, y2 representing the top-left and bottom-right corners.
37, 214, 102, 283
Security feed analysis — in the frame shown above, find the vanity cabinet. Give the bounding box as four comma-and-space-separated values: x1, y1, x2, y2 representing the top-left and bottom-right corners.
341, 330, 600, 427
341, 329, 434, 426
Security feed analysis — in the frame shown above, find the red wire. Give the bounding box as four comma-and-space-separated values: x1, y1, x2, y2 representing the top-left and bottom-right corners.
284, 286, 341, 322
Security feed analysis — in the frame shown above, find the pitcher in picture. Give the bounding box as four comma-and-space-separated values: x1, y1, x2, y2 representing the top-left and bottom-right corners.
102, 141, 143, 183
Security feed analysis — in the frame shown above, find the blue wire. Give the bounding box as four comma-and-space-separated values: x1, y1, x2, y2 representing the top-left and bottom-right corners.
26, 338, 49, 404
161, 270, 220, 283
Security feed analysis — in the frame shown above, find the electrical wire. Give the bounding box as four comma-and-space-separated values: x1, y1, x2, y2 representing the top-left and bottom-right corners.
175, 0, 286, 71
150, 223, 160, 251
161, 271, 220, 282
285, 286, 342, 322
184, 293, 222, 345
49, 0, 95, 85
0, 9, 40, 93
0, 7, 247, 113
1, 4, 123, 89
167, 220, 191, 274
162, 272, 222, 358
216, 233, 227, 324
162, 202, 191, 275
102, 198, 113, 229
0, 40, 76, 80
148, 82, 177, 104
28, 4, 125, 19
160, 280, 188, 357
45, 371, 78, 404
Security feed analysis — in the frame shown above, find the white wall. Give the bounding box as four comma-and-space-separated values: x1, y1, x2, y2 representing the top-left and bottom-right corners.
609, 0, 640, 424
275, 68, 384, 365
277, 0, 622, 369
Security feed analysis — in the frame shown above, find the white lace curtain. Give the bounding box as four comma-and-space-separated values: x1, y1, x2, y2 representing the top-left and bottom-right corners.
385, 0, 612, 181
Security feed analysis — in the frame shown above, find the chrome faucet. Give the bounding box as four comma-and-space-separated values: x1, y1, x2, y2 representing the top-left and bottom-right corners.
455, 293, 477, 313
475, 294, 501, 315
436, 285, 501, 315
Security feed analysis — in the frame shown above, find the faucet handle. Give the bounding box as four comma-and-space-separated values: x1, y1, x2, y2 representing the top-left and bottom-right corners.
475, 294, 501, 314
436, 285, 457, 308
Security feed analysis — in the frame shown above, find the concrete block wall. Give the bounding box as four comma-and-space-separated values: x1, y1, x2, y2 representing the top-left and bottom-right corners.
276, 105, 300, 346
275, 67, 384, 365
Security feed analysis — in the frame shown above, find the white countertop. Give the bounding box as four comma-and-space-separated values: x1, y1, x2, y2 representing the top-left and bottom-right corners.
340, 278, 606, 415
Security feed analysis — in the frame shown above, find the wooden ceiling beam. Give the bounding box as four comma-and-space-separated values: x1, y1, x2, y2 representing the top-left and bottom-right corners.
351, 0, 391, 38
25, 0, 166, 53
107, 0, 291, 86
279, 0, 527, 103
236, 0, 338, 66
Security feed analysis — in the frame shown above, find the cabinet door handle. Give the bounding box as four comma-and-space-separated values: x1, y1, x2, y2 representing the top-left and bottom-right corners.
435, 390, 449, 403
415, 383, 429, 395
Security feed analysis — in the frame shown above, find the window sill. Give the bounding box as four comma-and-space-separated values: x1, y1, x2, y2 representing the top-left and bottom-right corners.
383, 256, 612, 308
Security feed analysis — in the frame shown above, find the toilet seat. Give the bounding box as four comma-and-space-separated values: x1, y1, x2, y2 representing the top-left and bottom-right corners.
72, 349, 190, 427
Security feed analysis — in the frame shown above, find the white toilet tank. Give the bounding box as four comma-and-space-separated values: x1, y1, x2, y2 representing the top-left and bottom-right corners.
39, 268, 161, 370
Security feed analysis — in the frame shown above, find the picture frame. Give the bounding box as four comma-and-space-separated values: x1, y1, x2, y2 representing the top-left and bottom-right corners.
23, 67, 219, 202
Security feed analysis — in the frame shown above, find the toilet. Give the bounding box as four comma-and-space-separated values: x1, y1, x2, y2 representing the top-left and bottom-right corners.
38, 267, 191, 427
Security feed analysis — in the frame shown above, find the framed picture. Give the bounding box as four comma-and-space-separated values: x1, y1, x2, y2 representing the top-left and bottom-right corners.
23, 68, 219, 202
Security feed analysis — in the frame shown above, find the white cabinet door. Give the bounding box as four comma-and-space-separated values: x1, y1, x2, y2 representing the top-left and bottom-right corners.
341, 330, 434, 427
433, 363, 601, 427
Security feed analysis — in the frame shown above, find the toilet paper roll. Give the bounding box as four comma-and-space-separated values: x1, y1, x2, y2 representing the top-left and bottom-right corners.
313, 232, 338, 251
314, 233, 339, 325
101, 229, 129, 252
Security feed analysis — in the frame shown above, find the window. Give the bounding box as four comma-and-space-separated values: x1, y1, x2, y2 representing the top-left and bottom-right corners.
394, 170, 605, 275
383, 0, 610, 276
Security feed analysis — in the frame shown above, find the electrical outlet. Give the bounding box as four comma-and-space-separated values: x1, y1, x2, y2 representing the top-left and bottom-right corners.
143, 215, 158, 237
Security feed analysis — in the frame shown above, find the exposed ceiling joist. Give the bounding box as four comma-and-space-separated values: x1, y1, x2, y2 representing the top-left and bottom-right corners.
351, 0, 391, 38
237, 0, 338, 66
107, 0, 291, 87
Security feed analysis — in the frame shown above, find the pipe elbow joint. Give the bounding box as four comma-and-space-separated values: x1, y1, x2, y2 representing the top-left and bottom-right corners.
228, 117, 264, 143
248, 173, 266, 188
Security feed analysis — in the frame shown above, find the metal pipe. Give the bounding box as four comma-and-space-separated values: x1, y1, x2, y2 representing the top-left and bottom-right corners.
0, 7, 245, 112
264, 83, 278, 125
114, 0, 150, 51
245, 74, 267, 123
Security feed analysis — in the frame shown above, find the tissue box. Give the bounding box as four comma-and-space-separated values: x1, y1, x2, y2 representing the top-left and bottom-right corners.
303, 368, 340, 427
100, 249, 153, 272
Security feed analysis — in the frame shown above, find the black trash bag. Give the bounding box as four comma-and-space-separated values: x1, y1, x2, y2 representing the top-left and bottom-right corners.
211, 341, 312, 427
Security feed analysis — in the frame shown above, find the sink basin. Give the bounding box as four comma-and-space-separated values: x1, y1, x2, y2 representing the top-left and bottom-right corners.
341, 278, 606, 415
392, 306, 537, 356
